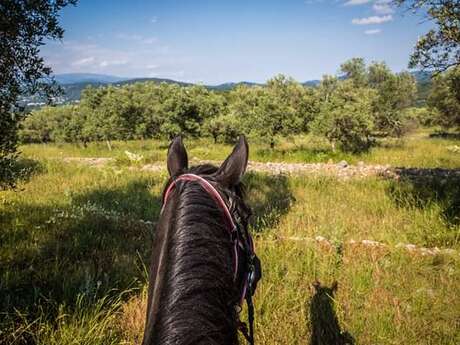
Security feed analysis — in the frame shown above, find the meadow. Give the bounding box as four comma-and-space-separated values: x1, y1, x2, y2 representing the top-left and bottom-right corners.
1, 129, 459, 344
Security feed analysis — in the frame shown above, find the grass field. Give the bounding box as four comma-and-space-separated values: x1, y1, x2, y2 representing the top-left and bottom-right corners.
20, 128, 460, 168
1, 129, 459, 344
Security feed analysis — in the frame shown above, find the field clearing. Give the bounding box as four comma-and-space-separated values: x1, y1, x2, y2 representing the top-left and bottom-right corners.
20, 129, 460, 169
1, 131, 460, 344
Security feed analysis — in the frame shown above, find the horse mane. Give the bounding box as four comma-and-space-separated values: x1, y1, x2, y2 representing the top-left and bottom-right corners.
143, 164, 244, 345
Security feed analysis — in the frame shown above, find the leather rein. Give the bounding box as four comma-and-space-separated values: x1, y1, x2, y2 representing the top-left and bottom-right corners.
162, 173, 257, 345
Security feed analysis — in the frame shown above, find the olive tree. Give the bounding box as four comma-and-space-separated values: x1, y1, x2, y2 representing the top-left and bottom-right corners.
0, 0, 77, 188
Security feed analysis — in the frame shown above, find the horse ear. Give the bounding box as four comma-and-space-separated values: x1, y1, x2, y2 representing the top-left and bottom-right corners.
331, 281, 338, 292
167, 136, 188, 177
215, 135, 249, 187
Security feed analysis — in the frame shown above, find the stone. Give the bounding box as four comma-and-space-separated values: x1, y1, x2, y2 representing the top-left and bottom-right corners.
337, 160, 348, 168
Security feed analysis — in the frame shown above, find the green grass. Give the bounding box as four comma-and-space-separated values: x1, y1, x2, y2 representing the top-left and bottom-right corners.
20, 128, 460, 168
2, 130, 460, 344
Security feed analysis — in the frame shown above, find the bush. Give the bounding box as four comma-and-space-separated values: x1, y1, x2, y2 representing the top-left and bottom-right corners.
310, 81, 376, 153
428, 67, 460, 131
203, 114, 241, 143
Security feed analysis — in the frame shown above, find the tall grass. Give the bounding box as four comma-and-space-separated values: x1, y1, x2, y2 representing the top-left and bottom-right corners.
2, 131, 460, 344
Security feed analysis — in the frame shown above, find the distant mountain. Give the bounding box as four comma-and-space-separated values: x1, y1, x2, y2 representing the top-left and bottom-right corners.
302, 80, 321, 87
209, 81, 263, 91
54, 73, 127, 85
411, 70, 433, 84
411, 71, 433, 106
116, 77, 192, 87
21, 71, 434, 107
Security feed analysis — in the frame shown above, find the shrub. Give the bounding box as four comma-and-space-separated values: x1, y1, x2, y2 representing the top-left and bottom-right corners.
310, 81, 376, 153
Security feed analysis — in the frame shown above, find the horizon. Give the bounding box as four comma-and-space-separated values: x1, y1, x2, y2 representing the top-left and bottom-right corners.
42, 0, 433, 84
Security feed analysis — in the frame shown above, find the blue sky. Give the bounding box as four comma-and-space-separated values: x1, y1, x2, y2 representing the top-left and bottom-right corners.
42, 0, 432, 84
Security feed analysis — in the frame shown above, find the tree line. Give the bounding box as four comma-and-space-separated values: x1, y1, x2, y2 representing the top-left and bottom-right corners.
21, 58, 455, 153
3, 0, 459, 188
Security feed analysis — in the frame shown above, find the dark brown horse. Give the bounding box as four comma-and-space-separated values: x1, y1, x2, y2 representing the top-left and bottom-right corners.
142, 136, 261, 345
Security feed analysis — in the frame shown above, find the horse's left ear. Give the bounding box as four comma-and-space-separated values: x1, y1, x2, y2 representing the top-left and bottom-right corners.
215, 135, 249, 187
167, 136, 188, 177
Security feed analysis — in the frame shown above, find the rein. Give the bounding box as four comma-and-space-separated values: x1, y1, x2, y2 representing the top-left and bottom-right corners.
162, 173, 257, 345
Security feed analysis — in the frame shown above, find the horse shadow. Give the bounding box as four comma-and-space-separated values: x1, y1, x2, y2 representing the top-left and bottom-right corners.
243, 172, 294, 233
308, 281, 355, 345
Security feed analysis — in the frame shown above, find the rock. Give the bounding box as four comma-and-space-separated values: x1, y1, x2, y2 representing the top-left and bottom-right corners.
337, 160, 348, 168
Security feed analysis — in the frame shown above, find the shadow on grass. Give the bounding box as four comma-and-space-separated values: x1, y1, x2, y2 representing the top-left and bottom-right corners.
308, 281, 355, 345
429, 132, 460, 140
243, 172, 294, 232
388, 168, 460, 227
4, 158, 46, 188
0, 178, 161, 318
1, 172, 292, 323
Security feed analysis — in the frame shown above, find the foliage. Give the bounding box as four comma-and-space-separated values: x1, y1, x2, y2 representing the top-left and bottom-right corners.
228, 75, 317, 147
402, 106, 436, 127
0, 0, 77, 189
203, 114, 241, 143
340, 57, 367, 87
396, 0, 460, 72
371, 70, 418, 136
427, 67, 460, 130
20, 59, 421, 153
310, 81, 376, 153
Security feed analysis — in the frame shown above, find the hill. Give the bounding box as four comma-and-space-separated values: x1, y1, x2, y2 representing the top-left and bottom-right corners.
54, 73, 127, 84
20, 71, 433, 106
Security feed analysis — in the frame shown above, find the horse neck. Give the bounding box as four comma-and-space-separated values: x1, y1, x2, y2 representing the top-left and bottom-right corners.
143, 183, 239, 345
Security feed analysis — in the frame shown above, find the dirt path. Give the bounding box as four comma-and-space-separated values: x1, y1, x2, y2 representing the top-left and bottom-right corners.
61, 157, 460, 180
63, 157, 393, 179
260, 235, 458, 257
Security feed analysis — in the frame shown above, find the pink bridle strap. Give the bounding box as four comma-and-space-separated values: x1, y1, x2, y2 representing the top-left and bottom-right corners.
162, 173, 240, 281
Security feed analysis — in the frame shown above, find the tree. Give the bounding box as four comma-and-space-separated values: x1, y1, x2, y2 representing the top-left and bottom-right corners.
396, 0, 460, 72
340, 58, 368, 87
372, 70, 418, 136
427, 67, 460, 130
368, 62, 393, 88
0, 0, 77, 188
229, 75, 311, 148
203, 114, 241, 143
310, 80, 376, 153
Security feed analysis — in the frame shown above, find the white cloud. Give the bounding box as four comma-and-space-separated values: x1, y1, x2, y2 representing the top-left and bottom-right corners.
42, 37, 188, 79
151, 16, 158, 23
344, 0, 371, 6
364, 28, 382, 35
71, 57, 95, 66
99, 60, 128, 67
373, 0, 394, 14
352, 15, 393, 25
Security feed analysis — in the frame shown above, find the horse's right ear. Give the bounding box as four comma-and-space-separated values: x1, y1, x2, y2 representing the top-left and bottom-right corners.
167, 136, 188, 177
215, 135, 249, 187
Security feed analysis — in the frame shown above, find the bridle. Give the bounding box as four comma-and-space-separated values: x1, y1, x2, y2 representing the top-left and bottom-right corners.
162, 173, 259, 345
